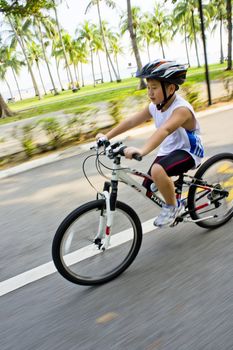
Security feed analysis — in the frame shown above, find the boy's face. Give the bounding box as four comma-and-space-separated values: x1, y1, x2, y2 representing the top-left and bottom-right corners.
146, 79, 175, 105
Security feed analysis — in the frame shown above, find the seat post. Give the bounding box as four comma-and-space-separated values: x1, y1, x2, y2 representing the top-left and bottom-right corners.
175, 174, 184, 200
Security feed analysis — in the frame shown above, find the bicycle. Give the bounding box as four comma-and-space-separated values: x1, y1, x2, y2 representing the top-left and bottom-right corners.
52, 139, 233, 286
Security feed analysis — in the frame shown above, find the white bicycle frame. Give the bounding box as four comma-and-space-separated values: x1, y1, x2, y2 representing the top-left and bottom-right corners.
95, 158, 216, 250
96, 159, 166, 250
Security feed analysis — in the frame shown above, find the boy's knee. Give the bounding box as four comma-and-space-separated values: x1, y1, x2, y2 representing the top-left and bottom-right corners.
151, 163, 165, 178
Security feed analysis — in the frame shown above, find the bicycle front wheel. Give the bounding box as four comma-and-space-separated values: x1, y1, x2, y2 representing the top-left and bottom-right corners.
188, 153, 233, 229
52, 199, 142, 285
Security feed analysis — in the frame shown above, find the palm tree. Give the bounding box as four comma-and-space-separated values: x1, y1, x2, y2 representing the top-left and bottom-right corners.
77, 20, 98, 87
91, 28, 105, 83
27, 41, 47, 95
52, 0, 76, 89
172, 0, 191, 66
62, 32, 81, 87
189, 0, 201, 67
138, 13, 154, 61
85, 0, 121, 82
171, 0, 202, 67
73, 39, 88, 87
34, 15, 59, 95
43, 16, 65, 90
1, 46, 25, 100
6, 14, 42, 98
126, 0, 146, 89
52, 42, 65, 90
108, 31, 124, 80
152, 2, 172, 59
0, 93, 15, 118
0, 57, 14, 99
207, 0, 226, 64
101, 21, 117, 82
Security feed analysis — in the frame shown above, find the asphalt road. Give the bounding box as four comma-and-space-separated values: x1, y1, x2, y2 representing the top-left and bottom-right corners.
0, 109, 233, 350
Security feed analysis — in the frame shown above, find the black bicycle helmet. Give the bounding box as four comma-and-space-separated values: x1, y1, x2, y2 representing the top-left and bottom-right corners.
136, 59, 187, 85
136, 59, 188, 110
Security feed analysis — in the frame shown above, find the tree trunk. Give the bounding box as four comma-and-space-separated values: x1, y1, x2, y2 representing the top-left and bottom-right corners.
158, 25, 165, 58
191, 10, 201, 67
37, 19, 59, 95
53, 1, 75, 88
96, 0, 121, 82
7, 15, 42, 99
4, 78, 14, 99
90, 45, 96, 87
36, 60, 47, 95
55, 57, 64, 90
115, 54, 121, 80
11, 67, 23, 100
220, 16, 224, 64
146, 43, 151, 61
80, 62, 85, 87
184, 20, 190, 66
0, 93, 15, 118
97, 50, 104, 82
106, 53, 113, 82
74, 64, 79, 83
226, 0, 232, 70
127, 0, 146, 89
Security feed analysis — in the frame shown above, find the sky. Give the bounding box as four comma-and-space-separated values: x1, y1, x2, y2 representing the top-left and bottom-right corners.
0, 0, 229, 99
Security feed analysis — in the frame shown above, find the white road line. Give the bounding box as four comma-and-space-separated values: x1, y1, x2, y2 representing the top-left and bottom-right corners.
0, 219, 157, 297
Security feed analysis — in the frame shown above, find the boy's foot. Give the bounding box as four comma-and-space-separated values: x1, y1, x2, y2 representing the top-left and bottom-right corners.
153, 203, 184, 228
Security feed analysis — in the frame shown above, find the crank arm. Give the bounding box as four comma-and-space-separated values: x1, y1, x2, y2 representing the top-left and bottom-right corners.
184, 215, 218, 223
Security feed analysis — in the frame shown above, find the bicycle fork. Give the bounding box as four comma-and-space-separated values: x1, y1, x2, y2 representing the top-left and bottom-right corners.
95, 180, 118, 251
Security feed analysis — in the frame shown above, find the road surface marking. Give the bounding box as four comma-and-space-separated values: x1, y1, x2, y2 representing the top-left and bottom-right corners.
96, 312, 119, 324
0, 219, 157, 297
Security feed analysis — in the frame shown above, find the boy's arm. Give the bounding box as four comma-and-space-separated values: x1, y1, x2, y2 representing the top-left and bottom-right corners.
97, 106, 152, 140
140, 107, 192, 156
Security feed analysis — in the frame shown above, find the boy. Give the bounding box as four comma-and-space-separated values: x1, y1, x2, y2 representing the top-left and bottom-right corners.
96, 59, 204, 227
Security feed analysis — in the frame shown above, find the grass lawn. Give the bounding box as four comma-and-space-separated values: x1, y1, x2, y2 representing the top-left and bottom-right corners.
1, 62, 232, 126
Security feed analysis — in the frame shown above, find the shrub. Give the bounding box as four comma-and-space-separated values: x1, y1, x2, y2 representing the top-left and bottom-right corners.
181, 82, 202, 109
37, 117, 64, 149
108, 99, 123, 124
221, 72, 233, 99
12, 123, 36, 158
65, 115, 85, 140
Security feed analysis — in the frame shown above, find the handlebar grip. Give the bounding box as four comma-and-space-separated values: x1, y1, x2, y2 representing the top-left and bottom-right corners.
97, 138, 110, 148
119, 146, 142, 161
132, 153, 142, 161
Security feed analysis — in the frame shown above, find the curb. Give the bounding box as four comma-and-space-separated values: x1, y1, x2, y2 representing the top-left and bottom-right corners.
1, 102, 233, 180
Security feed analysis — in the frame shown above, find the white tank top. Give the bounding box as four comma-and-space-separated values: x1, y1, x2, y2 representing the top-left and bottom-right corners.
148, 94, 204, 167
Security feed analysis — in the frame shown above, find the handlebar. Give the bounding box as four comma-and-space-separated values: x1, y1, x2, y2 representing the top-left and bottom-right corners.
92, 139, 142, 161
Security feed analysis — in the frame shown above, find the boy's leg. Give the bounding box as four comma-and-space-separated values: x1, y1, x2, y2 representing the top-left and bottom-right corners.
151, 164, 176, 205
149, 150, 195, 227
151, 150, 195, 203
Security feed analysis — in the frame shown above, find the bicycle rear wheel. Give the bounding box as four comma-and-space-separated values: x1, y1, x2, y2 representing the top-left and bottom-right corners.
188, 153, 233, 228
52, 199, 142, 285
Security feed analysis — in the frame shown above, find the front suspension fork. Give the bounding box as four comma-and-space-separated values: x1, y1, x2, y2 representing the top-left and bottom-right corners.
95, 181, 118, 250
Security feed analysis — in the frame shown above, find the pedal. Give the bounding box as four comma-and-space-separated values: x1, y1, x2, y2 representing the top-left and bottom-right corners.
170, 216, 183, 227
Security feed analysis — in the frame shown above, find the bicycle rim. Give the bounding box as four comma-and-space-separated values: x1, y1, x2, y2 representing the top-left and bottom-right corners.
54, 200, 142, 285
188, 155, 233, 228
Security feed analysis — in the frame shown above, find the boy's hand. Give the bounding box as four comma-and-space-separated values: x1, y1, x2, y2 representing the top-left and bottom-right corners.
96, 133, 109, 147
124, 147, 142, 160
96, 133, 108, 141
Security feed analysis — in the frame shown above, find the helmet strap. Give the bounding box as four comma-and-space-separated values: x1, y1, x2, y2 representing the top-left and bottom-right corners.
156, 81, 175, 111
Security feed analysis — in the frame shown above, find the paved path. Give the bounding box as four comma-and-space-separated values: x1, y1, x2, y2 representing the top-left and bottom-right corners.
0, 109, 233, 350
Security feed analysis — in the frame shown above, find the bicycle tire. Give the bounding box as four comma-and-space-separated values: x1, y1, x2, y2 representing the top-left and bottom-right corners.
187, 152, 233, 229
52, 199, 142, 285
